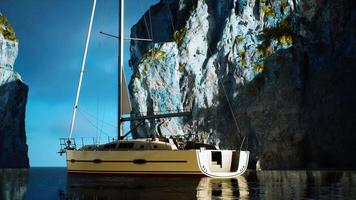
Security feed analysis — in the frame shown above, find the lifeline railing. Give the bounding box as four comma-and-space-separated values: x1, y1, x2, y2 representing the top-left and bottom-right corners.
58, 136, 116, 155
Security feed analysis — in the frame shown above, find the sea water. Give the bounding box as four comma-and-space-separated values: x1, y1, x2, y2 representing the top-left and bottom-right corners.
1, 168, 355, 200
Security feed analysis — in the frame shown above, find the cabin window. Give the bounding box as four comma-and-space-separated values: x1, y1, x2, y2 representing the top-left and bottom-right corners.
140, 145, 144, 149
104, 143, 117, 149
211, 151, 222, 167
118, 143, 134, 149
153, 145, 158, 149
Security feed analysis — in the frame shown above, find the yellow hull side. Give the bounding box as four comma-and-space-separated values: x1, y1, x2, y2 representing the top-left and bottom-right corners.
66, 150, 202, 175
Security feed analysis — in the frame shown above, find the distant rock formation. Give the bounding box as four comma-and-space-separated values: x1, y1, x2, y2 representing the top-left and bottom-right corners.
0, 13, 29, 168
129, 0, 356, 169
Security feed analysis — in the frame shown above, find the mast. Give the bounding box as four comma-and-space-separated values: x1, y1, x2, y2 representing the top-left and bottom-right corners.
68, 0, 97, 140
118, 0, 124, 139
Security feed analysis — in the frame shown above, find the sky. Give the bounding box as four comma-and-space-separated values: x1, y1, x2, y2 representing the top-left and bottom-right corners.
1, 0, 158, 166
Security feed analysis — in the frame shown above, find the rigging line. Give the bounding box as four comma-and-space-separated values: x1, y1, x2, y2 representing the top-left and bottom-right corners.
98, 104, 106, 145
80, 108, 117, 128
78, 107, 118, 128
95, 80, 100, 143
219, 75, 242, 140
71, 136, 114, 139
165, 3, 176, 33
188, 0, 244, 141
97, 0, 104, 50
148, 6, 154, 43
77, 108, 113, 138
95, 107, 98, 144
138, 0, 152, 39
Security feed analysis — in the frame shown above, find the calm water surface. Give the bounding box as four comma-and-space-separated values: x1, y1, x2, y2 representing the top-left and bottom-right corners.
0, 168, 355, 200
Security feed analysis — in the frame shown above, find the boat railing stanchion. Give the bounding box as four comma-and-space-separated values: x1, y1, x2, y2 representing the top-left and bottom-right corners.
66, 138, 71, 149
73, 138, 76, 149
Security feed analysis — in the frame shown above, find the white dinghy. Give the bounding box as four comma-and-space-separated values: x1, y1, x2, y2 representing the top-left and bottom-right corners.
197, 148, 249, 178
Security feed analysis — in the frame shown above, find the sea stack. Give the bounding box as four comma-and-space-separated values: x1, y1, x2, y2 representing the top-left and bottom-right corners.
0, 13, 29, 168
129, 0, 356, 169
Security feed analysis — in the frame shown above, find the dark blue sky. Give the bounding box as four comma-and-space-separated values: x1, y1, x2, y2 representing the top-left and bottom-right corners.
1, 0, 158, 166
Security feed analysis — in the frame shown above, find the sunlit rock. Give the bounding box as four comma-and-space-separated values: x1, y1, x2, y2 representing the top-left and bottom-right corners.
129, 0, 356, 169
0, 13, 29, 168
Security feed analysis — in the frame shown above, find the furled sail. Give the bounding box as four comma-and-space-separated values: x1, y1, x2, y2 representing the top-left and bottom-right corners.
121, 71, 131, 115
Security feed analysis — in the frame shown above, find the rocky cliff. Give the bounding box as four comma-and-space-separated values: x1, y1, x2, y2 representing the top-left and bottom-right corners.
129, 0, 356, 169
0, 13, 29, 168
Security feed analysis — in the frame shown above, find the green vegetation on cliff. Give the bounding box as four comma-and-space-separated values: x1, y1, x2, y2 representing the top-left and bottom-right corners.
0, 15, 17, 41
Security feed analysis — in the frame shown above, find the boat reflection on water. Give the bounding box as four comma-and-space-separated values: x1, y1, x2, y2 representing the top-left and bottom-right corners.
61, 174, 200, 199
61, 174, 250, 200
196, 176, 249, 200
1, 169, 355, 199
0, 169, 28, 200
60, 171, 356, 200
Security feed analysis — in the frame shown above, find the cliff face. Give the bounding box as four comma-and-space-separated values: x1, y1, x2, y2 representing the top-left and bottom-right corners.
129, 0, 356, 169
0, 13, 29, 168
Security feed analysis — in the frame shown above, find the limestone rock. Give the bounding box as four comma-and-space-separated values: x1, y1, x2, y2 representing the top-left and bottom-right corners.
0, 13, 29, 168
129, 0, 356, 169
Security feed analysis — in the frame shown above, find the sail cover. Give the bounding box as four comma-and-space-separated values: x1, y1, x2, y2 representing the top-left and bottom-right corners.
121, 71, 131, 115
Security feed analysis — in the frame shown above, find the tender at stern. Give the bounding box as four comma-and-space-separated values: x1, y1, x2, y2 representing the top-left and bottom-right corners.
197, 148, 249, 178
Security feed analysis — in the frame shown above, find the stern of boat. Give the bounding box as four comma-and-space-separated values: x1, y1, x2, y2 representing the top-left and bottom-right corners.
196, 148, 249, 178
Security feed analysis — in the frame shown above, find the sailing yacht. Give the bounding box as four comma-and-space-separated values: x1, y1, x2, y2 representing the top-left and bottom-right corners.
59, 0, 249, 178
